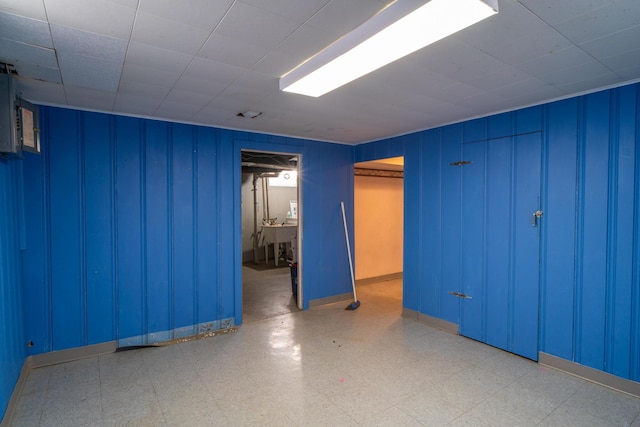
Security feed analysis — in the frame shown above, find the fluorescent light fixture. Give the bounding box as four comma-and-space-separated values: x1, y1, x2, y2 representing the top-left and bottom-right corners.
280, 0, 498, 97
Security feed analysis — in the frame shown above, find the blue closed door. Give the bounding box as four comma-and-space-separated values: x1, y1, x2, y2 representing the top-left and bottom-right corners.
458, 133, 542, 360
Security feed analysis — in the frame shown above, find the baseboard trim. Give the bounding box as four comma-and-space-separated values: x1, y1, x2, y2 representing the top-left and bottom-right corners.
309, 292, 352, 308
0, 359, 30, 427
539, 352, 640, 398
356, 272, 402, 286
29, 341, 117, 369
402, 308, 459, 334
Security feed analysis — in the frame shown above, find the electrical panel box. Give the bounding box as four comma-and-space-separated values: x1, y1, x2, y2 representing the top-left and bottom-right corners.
0, 71, 41, 157
0, 72, 19, 155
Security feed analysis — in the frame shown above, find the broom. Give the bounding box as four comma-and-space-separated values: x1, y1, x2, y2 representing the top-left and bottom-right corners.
341, 201, 360, 310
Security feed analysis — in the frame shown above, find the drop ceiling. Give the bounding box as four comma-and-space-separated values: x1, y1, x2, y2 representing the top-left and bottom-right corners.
1, 0, 639, 144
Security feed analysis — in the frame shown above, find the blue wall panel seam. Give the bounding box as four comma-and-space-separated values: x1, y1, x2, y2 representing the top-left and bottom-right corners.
605, 91, 620, 373
216, 131, 221, 322
632, 88, 640, 381
437, 132, 443, 316
574, 98, 587, 363
79, 112, 88, 347
112, 117, 120, 342
508, 135, 516, 352
109, 117, 116, 341
192, 129, 199, 326
539, 108, 551, 352
44, 110, 53, 353
481, 134, 488, 342
141, 122, 148, 341
168, 125, 174, 338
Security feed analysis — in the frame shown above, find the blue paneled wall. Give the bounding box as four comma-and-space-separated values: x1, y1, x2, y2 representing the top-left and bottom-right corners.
21, 107, 353, 355
0, 158, 26, 422
356, 83, 640, 383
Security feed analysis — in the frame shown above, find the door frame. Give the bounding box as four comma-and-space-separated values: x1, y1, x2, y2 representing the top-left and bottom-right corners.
234, 142, 304, 325
353, 156, 404, 299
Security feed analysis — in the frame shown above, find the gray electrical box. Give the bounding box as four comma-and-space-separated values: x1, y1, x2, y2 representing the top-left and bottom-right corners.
0, 72, 19, 155
0, 72, 40, 156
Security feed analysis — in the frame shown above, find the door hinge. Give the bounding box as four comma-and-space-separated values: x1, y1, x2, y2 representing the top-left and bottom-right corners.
449, 160, 472, 166
448, 291, 472, 299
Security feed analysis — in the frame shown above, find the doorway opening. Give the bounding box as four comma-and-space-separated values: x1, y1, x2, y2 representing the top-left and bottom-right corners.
241, 150, 301, 323
353, 156, 404, 309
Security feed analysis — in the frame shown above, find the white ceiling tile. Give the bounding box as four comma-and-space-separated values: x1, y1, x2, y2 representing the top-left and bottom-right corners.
554, 1, 640, 44
172, 58, 245, 96
555, 71, 623, 94
120, 62, 186, 88
44, 0, 136, 39
616, 64, 640, 80
458, 1, 573, 65
13, 62, 61, 84
517, 0, 611, 26
515, 46, 595, 77
238, 0, 329, 23
225, 70, 279, 97
191, 96, 251, 122
51, 24, 127, 61
14, 77, 67, 105
534, 59, 613, 87
113, 93, 163, 116
456, 91, 511, 112
411, 39, 508, 85
65, 86, 116, 110
172, 75, 228, 97
211, 88, 268, 111
492, 78, 559, 105
578, 24, 640, 61
306, 0, 387, 37
138, 0, 234, 32
0, 11, 52, 48
388, 60, 461, 96
198, 33, 269, 68
0, 0, 47, 20
131, 11, 211, 56
154, 101, 205, 121
106, 0, 138, 8
163, 88, 213, 107
274, 24, 337, 64
125, 42, 192, 74
426, 82, 486, 104
597, 48, 640, 72
466, 66, 532, 91
0, 38, 58, 69
214, 2, 300, 50
118, 80, 169, 99
253, 50, 300, 77
183, 57, 244, 83
58, 52, 123, 92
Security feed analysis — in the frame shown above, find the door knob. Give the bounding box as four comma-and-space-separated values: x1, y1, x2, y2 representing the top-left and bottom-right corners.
531, 210, 543, 227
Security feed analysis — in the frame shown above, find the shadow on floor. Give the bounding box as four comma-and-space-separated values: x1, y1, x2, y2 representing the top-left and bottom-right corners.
242, 263, 298, 323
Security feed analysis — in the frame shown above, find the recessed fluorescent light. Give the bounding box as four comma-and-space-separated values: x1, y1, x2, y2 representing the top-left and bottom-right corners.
280, 0, 498, 97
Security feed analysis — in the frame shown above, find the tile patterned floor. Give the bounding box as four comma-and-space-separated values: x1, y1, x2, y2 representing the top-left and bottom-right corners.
9, 279, 640, 426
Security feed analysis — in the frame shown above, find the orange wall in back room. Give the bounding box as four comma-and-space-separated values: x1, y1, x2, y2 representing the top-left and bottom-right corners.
354, 174, 403, 281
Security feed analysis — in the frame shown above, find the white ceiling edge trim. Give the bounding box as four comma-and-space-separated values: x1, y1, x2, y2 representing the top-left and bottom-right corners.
25, 100, 355, 146
353, 77, 640, 146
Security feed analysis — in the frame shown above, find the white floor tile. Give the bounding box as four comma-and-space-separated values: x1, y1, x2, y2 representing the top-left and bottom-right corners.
8, 278, 640, 426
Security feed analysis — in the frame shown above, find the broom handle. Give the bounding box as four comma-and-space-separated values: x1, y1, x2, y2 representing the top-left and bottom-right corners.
341, 202, 357, 301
